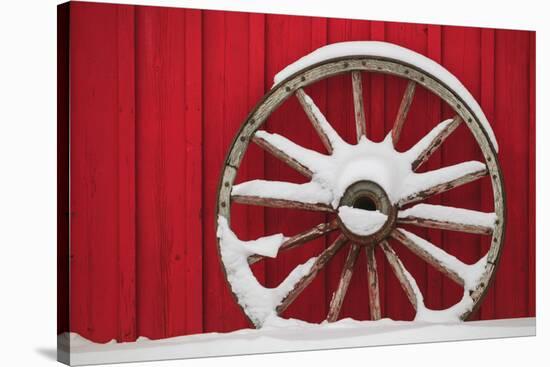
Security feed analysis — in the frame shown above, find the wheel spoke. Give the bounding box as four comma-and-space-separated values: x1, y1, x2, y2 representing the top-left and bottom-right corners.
295, 88, 344, 154
277, 234, 348, 315
351, 71, 367, 142
398, 161, 488, 207
398, 203, 496, 235
380, 240, 419, 310
408, 115, 462, 171
232, 180, 334, 212
253, 134, 312, 178
391, 228, 471, 287
391, 80, 416, 146
248, 220, 339, 264
365, 246, 381, 320
327, 244, 361, 322
253, 130, 326, 177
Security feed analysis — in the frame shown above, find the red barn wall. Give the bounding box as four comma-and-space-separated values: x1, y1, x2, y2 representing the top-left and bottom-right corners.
59, 2, 536, 343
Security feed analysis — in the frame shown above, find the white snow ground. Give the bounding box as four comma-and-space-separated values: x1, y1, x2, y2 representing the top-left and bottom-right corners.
60, 317, 535, 366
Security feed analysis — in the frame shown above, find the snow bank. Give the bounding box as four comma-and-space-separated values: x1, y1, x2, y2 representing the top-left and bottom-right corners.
272, 41, 498, 151
60, 318, 535, 365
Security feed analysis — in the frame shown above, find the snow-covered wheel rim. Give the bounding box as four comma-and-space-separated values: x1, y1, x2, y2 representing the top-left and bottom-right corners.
216, 42, 505, 327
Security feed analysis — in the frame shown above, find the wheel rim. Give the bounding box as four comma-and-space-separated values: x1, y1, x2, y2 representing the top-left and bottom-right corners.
216, 52, 505, 328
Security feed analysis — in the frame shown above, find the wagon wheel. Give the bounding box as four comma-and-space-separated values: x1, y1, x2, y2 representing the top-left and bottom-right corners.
216, 42, 505, 327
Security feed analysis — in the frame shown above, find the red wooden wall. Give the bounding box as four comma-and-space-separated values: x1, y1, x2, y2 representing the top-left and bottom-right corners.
59, 1, 536, 343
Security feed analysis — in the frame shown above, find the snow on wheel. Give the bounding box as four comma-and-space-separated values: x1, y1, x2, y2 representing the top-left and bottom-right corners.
216, 41, 505, 327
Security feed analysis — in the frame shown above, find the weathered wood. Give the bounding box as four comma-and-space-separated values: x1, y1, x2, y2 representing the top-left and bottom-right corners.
380, 241, 418, 310
391, 80, 416, 146
252, 135, 313, 178
231, 194, 334, 212
276, 235, 347, 315
295, 88, 334, 154
391, 228, 464, 286
351, 70, 367, 142
248, 220, 339, 264
327, 244, 361, 322
411, 115, 462, 170
365, 246, 381, 320
219, 56, 506, 325
397, 216, 493, 235
398, 167, 488, 207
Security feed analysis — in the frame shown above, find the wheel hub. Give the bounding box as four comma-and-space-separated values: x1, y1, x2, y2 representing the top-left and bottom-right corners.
337, 180, 397, 245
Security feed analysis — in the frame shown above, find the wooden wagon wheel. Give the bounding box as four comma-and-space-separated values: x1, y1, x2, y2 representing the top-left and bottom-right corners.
216, 42, 505, 327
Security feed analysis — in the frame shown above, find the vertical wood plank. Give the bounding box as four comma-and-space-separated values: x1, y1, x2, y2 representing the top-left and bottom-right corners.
203, 11, 266, 332
369, 20, 386, 142
384, 22, 429, 321
57, 1, 70, 337
423, 24, 444, 312
264, 14, 328, 323
440, 25, 483, 319
325, 17, 371, 321
493, 30, 530, 319
135, 6, 167, 339
183, 9, 204, 335
245, 12, 268, 313
369, 21, 388, 318
479, 28, 496, 320
116, 5, 137, 342
70, 2, 124, 342
135, 6, 203, 339
202, 10, 238, 333
528, 31, 536, 316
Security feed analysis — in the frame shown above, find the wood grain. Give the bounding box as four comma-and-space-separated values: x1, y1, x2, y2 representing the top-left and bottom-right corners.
203, 11, 267, 333
248, 220, 339, 264
384, 23, 427, 321
351, 71, 367, 141
135, 6, 203, 339
528, 31, 536, 316
252, 135, 313, 177
424, 24, 444, 312
65, 4, 534, 342
381, 241, 418, 311
493, 29, 530, 319
116, 4, 137, 342
276, 235, 347, 315
327, 244, 361, 322
391, 80, 416, 146
264, 15, 329, 324
398, 167, 488, 207
478, 28, 496, 320
325, 18, 373, 322
70, 2, 124, 342
57, 2, 70, 339
296, 88, 334, 153
440, 25, 483, 319
365, 246, 381, 320
391, 229, 463, 286
411, 115, 462, 171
